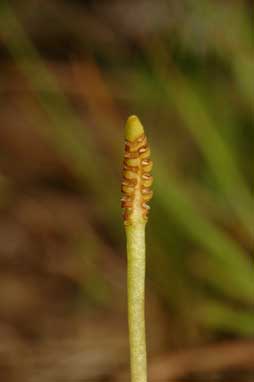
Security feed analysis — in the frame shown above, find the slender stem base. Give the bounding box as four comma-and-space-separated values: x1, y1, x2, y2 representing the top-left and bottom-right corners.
126, 223, 147, 382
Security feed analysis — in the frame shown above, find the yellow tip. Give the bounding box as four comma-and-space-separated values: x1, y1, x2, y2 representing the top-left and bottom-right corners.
125, 115, 144, 142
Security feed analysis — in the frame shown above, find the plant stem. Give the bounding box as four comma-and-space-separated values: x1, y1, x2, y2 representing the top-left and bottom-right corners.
126, 223, 147, 382
121, 115, 152, 382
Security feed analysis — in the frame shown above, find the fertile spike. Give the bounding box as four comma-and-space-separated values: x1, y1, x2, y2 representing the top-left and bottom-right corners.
121, 116, 153, 225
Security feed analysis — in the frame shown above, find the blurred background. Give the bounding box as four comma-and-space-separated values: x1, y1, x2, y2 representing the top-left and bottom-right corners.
0, 0, 253, 381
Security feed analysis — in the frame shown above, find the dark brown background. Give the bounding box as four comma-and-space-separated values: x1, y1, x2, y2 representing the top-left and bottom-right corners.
0, 1, 253, 381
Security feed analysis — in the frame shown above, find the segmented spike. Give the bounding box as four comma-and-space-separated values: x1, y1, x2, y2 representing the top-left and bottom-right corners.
121, 116, 153, 225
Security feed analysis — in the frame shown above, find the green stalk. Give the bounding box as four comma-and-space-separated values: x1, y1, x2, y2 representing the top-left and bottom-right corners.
121, 116, 153, 382
126, 224, 147, 382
